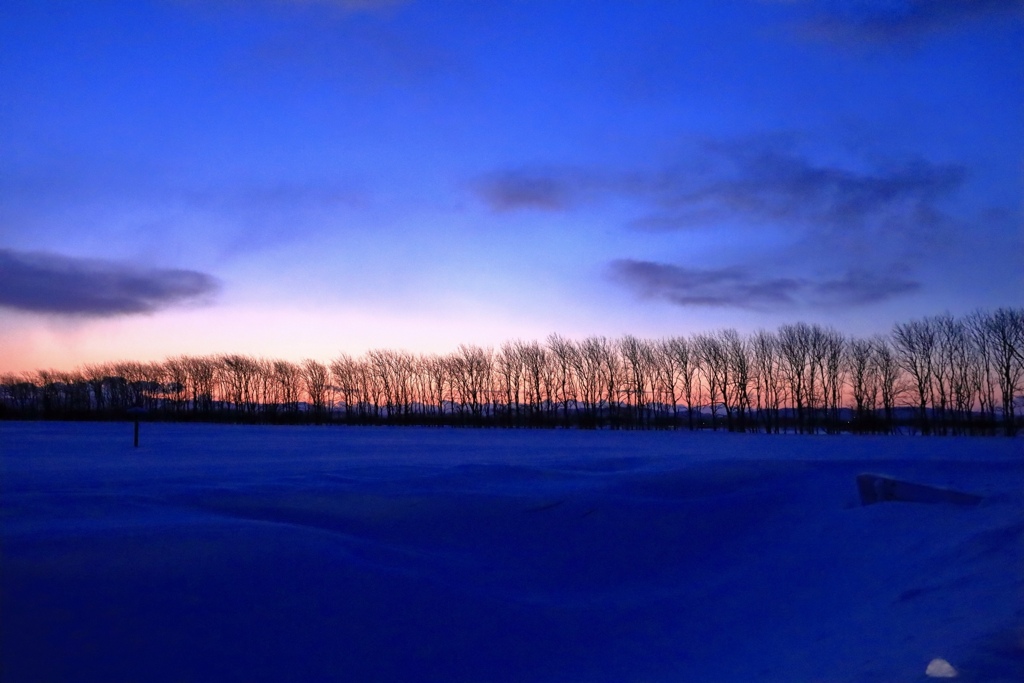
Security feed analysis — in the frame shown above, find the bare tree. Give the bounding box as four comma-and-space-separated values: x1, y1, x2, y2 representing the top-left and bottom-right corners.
748, 331, 779, 433
7, 307, 1019, 433
665, 336, 699, 430
518, 340, 548, 424
934, 315, 972, 433
220, 355, 259, 417
777, 324, 813, 433
846, 337, 874, 431
619, 335, 655, 428
965, 312, 998, 431
570, 337, 601, 428
272, 360, 302, 417
694, 333, 727, 431
495, 342, 523, 426
892, 318, 938, 434
985, 308, 1024, 435
653, 338, 681, 428
721, 329, 751, 432
872, 336, 902, 434
420, 353, 449, 422
7, 373, 41, 415
600, 337, 625, 428
803, 325, 829, 433
447, 345, 493, 423
821, 328, 846, 434
573, 336, 620, 428
163, 357, 189, 414
393, 351, 418, 421
547, 333, 580, 427
927, 314, 960, 434
183, 355, 219, 416
301, 358, 330, 423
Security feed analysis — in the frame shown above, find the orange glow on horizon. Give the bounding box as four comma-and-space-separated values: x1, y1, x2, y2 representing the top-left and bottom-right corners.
0, 302, 574, 376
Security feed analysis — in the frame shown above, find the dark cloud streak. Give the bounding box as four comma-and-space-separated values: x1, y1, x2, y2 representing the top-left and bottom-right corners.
811, 268, 922, 306
283, 0, 408, 9
0, 164, 369, 261
796, 0, 1023, 41
185, 0, 410, 13
0, 249, 221, 317
481, 140, 958, 310
472, 170, 579, 212
472, 145, 966, 242
609, 259, 920, 310
653, 145, 966, 238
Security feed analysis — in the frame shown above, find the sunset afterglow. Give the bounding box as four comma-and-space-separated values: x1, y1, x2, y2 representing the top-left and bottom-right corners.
2, 0, 1021, 373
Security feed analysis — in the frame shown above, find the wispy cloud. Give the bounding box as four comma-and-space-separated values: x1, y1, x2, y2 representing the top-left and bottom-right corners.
280, 0, 408, 9
0, 249, 221, 317
251, 22, 457, 90
181, 0, 411, 13
477, 138, 963, 310
196, 0, 461, 96
609, 259, 920, 310
472, 140, 965, 243
472, 169, 584, 212
609, 260, 802, 309
810, 268, 922, 306
642, 141, 966, 242
176, 0, 449, 92
790, 0, 1023, 42
0, 164, 367, 260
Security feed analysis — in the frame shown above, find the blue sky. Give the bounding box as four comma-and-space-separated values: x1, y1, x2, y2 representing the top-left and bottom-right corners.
1, 0, 1021, 372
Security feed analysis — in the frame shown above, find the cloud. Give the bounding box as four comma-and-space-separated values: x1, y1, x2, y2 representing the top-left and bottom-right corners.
0, 249, 221, 317
478, 138, 961, 310
177, 0, 450, 91
609, 259, 920, 310
281, 0, 407, 8
794, 0, 1023, 41
0, 164, 368, 261
472, 170, 581, 211
474, 141, 963, 223
650, 143, 966, 240
809, 268, 922, 306
474, 141, 965, 252
181, 0, 410, 13
609, 259, 802, 309
471, 166, 656, 213
222, 0, 458, 94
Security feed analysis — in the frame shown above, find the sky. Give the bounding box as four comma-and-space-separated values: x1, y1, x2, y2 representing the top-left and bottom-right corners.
1, 0, 1022, 374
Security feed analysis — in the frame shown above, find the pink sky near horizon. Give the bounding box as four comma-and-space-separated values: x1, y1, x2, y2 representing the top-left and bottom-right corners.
0, 291, 942, 377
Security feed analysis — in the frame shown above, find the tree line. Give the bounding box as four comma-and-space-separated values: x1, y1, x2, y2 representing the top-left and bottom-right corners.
2, 308, 1021, 435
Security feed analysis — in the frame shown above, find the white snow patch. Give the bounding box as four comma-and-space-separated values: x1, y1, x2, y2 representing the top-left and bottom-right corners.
926, 657, 958, 677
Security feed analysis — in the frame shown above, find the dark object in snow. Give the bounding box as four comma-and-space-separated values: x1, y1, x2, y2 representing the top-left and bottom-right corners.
856, 473, 983, 506
126, 407, 148, 448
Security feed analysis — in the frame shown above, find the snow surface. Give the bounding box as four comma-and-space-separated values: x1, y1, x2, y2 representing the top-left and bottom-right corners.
1, 422, 1021, 683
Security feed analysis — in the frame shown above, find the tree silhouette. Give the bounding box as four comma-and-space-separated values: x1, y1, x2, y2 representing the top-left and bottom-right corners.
2, 308, 1021, 435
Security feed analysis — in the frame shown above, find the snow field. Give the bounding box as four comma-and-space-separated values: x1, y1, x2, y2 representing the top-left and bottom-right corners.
1, 422, 1021, 682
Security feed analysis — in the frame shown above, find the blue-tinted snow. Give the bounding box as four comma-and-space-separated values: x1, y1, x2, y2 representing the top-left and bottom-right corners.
1, 422, 1021, 682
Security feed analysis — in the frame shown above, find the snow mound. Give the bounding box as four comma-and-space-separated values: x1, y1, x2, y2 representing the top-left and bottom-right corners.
926, 657, 958, 677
